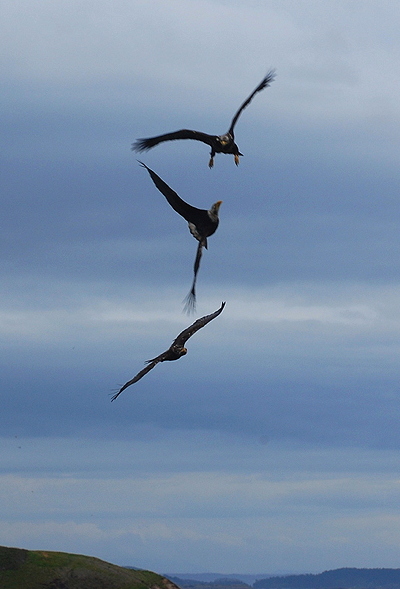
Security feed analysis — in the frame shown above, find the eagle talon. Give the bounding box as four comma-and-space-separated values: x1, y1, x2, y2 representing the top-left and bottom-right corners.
208, 156, 214, 168
234, 154, 240, 166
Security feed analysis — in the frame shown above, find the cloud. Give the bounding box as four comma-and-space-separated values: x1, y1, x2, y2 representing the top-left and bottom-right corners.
2, 438, 400, 571
2, 0, 400, 573
1, 279, 400, 450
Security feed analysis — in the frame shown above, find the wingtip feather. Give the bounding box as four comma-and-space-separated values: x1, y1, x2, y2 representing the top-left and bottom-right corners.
183, 290, 197, 315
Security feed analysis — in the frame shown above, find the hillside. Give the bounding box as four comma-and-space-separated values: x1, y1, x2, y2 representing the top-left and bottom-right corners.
0, 545, 181, 589
254, 568, 400, 589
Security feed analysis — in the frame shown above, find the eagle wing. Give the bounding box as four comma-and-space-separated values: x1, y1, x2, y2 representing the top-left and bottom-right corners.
111, 359, 160, 401
173, 302, 226, 347
228, 70, 276, 134
133, 129, 216, 152
183, 241, 204, 314
140, 162, 211, 226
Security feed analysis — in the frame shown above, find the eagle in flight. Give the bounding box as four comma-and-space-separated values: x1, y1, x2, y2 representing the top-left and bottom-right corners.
111, 302, 225, 400
133, 70, 276, 167
139, 162, 222, 313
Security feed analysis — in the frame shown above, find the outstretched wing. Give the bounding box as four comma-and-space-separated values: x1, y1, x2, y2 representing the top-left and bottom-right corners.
111, 360, 159, 401
183, 241, 204, 315
139, 162, 211, 226
133, 129, 215, 152
174, 301, 226, 347
228, 70, 276, 134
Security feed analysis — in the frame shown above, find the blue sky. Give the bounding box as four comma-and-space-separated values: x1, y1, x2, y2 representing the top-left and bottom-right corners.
1, 0, 400, 575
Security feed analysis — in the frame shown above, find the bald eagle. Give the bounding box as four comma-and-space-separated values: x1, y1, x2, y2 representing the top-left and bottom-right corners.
140, 162, 222, 313
111, 302, 225, 400
133, 70, 276, 167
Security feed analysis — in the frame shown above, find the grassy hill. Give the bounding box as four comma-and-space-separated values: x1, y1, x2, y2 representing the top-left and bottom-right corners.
0, 545, 182, 589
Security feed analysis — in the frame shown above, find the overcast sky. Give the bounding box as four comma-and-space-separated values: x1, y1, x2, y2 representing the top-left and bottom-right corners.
1, 0, 400, 575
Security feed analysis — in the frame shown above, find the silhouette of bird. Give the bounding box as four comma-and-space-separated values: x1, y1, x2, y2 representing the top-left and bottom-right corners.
111, 302, 225, 400
139, 162, 222, 313
133, 70, 276, 167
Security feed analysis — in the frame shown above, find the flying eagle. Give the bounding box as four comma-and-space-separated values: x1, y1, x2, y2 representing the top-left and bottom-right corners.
139, 162, 222, 313
133, 70, 276, 167
111, 301, 225, 400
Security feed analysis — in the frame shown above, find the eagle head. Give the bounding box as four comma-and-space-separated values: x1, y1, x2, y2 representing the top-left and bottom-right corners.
218, 134, 231, 146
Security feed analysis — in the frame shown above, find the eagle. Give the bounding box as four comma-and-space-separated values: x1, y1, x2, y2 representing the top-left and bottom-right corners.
133, 70, 276, 167
139, 162, 222, 313
111, 302, 225, 400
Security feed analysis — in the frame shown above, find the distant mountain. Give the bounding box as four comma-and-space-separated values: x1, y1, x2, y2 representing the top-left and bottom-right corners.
166, 574, 276, 585
254, 568, 400, 589
0, 544, 181, 589
167, 575, 252, 589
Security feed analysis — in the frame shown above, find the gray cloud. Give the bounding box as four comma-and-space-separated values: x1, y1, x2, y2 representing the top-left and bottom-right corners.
1, 0, 400, 574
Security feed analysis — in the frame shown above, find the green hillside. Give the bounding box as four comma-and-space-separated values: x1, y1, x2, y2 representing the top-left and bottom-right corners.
0, 545, 182, 589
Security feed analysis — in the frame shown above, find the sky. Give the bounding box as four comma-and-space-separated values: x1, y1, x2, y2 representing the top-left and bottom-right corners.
1, 0, 400, 576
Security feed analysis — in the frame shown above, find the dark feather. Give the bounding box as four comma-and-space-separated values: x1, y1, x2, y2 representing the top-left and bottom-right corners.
228, 69, 276, 134
174, 301, 226, 347
138, 162, 211, 227
133, 129, 215, 152
183, 241, 203, 314
111, 361, 158, 401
